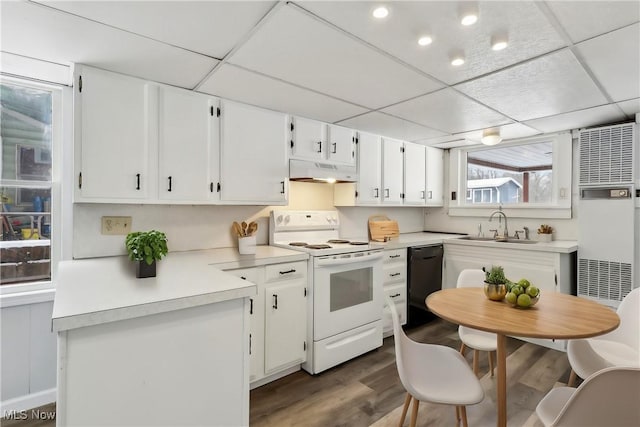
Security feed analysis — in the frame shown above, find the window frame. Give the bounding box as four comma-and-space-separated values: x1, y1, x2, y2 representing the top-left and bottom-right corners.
0, 75, 70, 303
448, 133, 573, 219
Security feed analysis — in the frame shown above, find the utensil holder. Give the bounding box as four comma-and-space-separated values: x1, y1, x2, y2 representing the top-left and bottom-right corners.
238, 235, 256, 255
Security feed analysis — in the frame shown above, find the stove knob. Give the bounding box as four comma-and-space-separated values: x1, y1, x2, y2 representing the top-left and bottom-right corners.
331, 216, 338, 223
276, 215, 283, 224
326, 216, 332, 223
284, 215, 290, 224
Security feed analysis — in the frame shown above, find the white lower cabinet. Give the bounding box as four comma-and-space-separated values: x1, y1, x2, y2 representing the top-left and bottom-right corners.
443, 243, 575, 350
382, 248, 407, 337
224, 261, 307, 387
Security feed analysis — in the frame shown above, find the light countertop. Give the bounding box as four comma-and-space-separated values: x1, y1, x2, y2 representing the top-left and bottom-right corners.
52, 246, 308, 332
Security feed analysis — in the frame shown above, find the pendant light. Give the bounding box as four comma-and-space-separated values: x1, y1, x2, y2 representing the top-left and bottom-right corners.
481, 128, 502, 145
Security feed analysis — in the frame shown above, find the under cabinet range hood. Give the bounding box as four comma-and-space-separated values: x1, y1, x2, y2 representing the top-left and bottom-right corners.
289, 159, 358, 183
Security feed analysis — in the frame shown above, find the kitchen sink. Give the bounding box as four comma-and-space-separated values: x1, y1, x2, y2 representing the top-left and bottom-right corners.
459, 236, 538, 244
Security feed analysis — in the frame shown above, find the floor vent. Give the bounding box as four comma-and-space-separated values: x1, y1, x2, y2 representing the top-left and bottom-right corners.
579, 123, 634, 185
578, 258, 633, 303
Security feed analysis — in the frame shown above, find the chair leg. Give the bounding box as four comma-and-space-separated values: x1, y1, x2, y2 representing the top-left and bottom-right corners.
460, 342, 467, 355
473, 349, 480, 375
398, 393, 411, 427
568, 369, 577, 387
460, 406, 468, 427
409, 397, 420, 427
488, 351, 495, 377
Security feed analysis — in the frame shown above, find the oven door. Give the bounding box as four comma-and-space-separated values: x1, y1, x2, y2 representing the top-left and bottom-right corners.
313, 250, 383, 341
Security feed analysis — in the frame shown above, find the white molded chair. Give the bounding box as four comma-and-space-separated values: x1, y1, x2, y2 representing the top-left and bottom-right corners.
536, 367, 640, 426
567, 287, 640, 387
457, 269, 498, 376
386, 295, 484, 427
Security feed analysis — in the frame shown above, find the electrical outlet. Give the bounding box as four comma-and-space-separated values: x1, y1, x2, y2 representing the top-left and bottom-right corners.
101, 216, 132, 235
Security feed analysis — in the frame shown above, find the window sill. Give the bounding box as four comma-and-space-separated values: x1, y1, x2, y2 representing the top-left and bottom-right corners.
448, 205, 572, 219
0, 285, 55, 308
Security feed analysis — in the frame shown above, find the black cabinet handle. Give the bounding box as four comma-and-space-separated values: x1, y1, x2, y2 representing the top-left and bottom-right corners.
249, 333, 252, 355
136, 173, 141, 190
389, 272, 401, 277
272, 294, 278, 309
249, 298, 253, 315
374, 188, 379, 198
279, 269, 296, 275
332, 142, 337, 153
384, 188, 390, 198
280, 181, 285, 194
168, 176, 172, 192
390, 293, 401, 298
317, 141, 322, 153
389, 254, 401, 259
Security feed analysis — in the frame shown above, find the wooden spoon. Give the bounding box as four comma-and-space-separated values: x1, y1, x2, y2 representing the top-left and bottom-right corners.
241, 221, 248, 237
232, 222, 243, 237
247, 222, 258, 236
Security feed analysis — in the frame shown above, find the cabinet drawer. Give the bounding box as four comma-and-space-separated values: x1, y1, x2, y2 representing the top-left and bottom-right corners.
383, 265, 406, 284
384, 282, 406, 301
384, 249, 406, 264
265, 261, 307, 283
224, 267, 260, 284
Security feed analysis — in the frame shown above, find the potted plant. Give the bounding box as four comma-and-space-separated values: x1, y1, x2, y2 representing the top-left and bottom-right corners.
125, 230, 168, 278
537, 224, 553, 243
484, 265, 508, 301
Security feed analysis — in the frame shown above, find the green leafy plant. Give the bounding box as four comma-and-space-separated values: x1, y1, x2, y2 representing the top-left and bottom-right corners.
125, 230, 168, 265
485, 265, 508, 285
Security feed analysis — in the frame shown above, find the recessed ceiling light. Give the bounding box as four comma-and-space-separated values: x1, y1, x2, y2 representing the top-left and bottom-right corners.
492, 41, 508, 51
418, 36, 433, 46
491, 34, 509, 51
451, 57, 465, 66
461, 14, 478, 26
372, 6, 389, 19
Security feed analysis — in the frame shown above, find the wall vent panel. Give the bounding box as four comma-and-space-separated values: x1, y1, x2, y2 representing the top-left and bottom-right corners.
578, 258, 633, 303
579, 123, 635, 185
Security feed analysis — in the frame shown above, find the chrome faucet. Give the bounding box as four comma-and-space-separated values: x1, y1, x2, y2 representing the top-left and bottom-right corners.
489, 208, 508, 240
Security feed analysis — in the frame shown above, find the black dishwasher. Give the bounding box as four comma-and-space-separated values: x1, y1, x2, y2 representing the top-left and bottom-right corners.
407, 244, 443, 327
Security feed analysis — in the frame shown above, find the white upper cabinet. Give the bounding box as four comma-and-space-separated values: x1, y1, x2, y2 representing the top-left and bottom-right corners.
425, 147, 444, 206
290, 116, 325, 161
158, 87, 220, 202
220, 100, 288, 204
326, 124, 355, 165
75, 66, 157, 201
404, 142, 427, 205
355, 132, 382, 204
382, 137, 404, 204
290, 118, 355, 166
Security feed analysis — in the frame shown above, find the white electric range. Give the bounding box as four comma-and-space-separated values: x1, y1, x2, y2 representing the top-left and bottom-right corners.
269, 210, 384, 374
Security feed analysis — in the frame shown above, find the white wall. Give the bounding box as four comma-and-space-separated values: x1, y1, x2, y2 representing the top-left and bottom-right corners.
73, 181, 336, 258
337, 207, 425, 239
424, 138, 580, 241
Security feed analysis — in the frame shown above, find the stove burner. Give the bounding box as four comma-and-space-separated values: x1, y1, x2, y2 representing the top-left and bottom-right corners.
305, 244, 332, 249
289, 242, 308, 247
349, 241, 369, 245
327, 239, 350, 244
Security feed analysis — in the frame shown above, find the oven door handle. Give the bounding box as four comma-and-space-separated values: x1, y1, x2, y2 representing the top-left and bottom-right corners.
316, 251, 383, 266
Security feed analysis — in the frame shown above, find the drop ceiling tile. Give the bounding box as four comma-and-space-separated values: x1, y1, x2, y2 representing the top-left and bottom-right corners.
523, 104, 626, 133
546, 1, 640, 43
616, 98, 640, 117
34, 1, 276, 59
455, 49, 608, 121
198, 64, 368, 123
457, 123, 542, 143
337, 111, 446, 141
381, 88, 512, 134
301, 1, 566, 85
227, 5, 442, 109
1, 1, 217, 88
575, 23, 640, 102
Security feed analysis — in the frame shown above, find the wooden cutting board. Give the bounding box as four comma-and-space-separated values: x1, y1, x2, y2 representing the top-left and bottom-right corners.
368, 215, 399, 242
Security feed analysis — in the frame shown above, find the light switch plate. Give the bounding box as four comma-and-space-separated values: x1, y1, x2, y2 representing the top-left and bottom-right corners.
101, 216, 132, 235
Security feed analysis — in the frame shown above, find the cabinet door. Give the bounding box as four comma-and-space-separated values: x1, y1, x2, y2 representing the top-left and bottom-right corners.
225, 267, 263, 382
404, 142, 426, 205
326, 124, 355, 165
290, 117, 324, 161
382, 138, 404, 204
158, 88, 219, 202
425, 147, 444, 206
76, 66, 156, 200
220, 100, 288, 204
264, 280, 306, 373
356, 132, 382, 204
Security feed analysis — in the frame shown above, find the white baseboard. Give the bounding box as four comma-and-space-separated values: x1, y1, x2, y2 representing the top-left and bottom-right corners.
250, 365, 302, 390
1, 388, 56, 414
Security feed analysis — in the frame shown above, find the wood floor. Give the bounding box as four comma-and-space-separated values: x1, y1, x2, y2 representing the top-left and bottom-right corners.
2, 318, 577, 427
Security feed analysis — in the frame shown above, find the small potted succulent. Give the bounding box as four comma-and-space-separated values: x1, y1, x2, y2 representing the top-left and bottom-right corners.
484, 265, 508, 301
537, 224, 553, 243
125, 230, 168, 278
